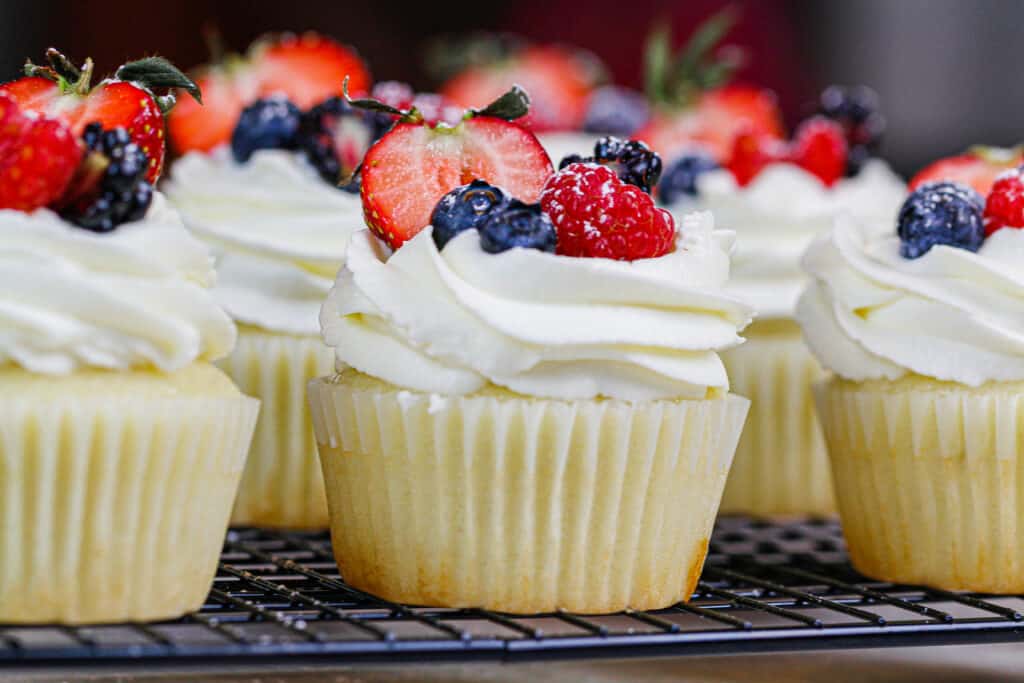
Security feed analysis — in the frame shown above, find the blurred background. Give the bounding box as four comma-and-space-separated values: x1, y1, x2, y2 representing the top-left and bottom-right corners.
1, 0, 1020, 176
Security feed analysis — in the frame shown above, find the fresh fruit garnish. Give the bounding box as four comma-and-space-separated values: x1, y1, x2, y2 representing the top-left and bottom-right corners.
897, 181, 984, 259
582, 85, 650, 136
356, 86, 554, 249
478, 199, 557, 254
438, 42, 605, 132
657, 153, 720, 205
540, 163, 675, 260
0, 92, 82, 212
818, 85, 885, 176
365, 81, 462, 138
725, 130, 787, 186
0, 49, 199, 184
431, 180, 510, 250
983, 168, 1024, 236
909, 147, 1024, 196
298, 96, 374, 190
725, 117, 846, 187
559, 136, 663, 193
167, 33, 370, 154
230, 96, 302, 162
60, 123, 154, 232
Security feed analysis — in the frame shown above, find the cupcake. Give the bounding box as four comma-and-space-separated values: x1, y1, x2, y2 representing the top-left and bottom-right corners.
659, 87, 906, 517
798, 164, 1024, 592
308, 90, 752, 614
0, 52, 258, 624
165, 33, 373, 529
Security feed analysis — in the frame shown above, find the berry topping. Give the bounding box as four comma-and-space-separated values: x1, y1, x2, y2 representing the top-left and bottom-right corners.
168, 33, 370, 154
559, 136, 663, 193
365, 82, 463, 139
0, 93, 82, 212
582, 86, 650, 136
59, 123, 154, 232
725, 130, 787, 186
430, 180, 509, 250
818, 85, 885, 176
910, 147, 1024, 196
230, 96, 302, 163
479, 200, 557, 254
0, 49, 199, 184
657, 153, 720, 205
298, 96, 374, 189
540, 163, 675, 260
983, 168, 1024, 236
897, 181, 984, 259
787, 117, 848, 187
357, 87, 553, 249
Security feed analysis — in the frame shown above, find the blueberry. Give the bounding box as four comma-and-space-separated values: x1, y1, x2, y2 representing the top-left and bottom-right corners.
591, 136, 663, 193
430, 180, 509, 250
583, 86, 650, 136
478, 200, 557, 254
658, 154, 720, 205
231, 97, 302, 163
818, 85, 886, 176
897, 182, 985, 259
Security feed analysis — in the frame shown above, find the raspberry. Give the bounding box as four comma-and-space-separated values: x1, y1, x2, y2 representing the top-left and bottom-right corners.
983, 168, 1024, 236
540, 163, 675, 261
788, 117, 847, 187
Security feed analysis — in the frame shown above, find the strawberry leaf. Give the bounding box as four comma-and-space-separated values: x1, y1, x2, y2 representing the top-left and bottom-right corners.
469, 85, 530, 121
116, 57, 202, 104
343, 77, 424, 123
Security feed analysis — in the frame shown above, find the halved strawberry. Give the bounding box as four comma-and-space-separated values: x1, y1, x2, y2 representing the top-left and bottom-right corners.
909, 147, 1024, 196
0, 51, 199, 183
726, 130, 787, 186
358, 88, 554, 248
168, 33, 371, 154
440, 45, 604, 133
787, 116, 847, 187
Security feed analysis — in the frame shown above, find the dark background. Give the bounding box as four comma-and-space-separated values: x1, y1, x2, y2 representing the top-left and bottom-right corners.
2, 0, 1021, 176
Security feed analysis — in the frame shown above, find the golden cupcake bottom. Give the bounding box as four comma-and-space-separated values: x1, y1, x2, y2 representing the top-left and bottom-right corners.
816, 375, 1024, 593
720, 318, 834, 517
0, 363, 258, 624
309, 370, 749, 614
219, 326, 334, 529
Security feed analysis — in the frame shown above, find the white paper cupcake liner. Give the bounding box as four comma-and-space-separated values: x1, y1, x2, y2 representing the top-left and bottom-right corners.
309, 370, 749, 614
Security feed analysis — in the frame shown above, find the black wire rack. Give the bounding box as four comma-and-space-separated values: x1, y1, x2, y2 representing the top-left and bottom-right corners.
3, 517, 1024, 665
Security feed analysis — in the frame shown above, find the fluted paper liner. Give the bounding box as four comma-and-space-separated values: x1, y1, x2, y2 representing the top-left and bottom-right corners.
220, 327, 334, 528
0, 375, 258, 624
816, 376, 1024, 593
309, 371, 749, 614
720, 319, 834, 516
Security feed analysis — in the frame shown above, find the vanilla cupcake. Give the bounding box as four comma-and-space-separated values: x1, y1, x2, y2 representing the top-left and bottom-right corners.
798, 177, 1024, 592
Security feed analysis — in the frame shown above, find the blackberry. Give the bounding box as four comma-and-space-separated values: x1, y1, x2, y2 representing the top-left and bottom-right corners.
897, 181, 984, 259
582, 86, 650, 137
658, 154, 720, 205
558, 153, 588, 170
299, 96, 374, 188
230, 96, 302, 163
430, 180, 509, 250
479, 200, 557, 254
818, 85, 886, 176
592, 136, 663, 193
62, 122, 153, 232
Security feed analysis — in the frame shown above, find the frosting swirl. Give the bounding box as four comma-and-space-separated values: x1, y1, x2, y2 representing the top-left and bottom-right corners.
165, 148, 365, 335
320, 211, 753, 400
796, 216, 1024, 386
0, 194, 235, 374
679, 160, 906, 318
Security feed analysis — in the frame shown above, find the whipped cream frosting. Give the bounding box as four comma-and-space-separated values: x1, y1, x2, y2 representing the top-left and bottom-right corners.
0, 194, 236, 375
679, 160, 906, 319
320, 211, 753, 400
797, 216, 1024, 386
165, 147, 365, 336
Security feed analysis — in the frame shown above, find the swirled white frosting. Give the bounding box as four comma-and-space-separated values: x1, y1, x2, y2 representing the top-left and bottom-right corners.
796, 216, 1024, 386
320, 211, 753, 400
677, 160, 906, 319
165, 148, 365, 336
0, 194, 236, 374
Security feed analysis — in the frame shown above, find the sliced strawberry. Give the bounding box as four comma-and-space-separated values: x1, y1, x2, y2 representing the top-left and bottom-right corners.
361, 116, 553, 248
168, 33, 370, 154
787, 116, 847, 187
910, 149, 1024, 196
726, 130, 787, 186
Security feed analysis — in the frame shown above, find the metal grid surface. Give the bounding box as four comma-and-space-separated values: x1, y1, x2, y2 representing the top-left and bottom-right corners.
3, 517, 1024, 664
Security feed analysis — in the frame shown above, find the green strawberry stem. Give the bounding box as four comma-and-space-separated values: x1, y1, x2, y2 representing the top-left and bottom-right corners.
343, 76, 425, 124
467, 85, 529, 121
24, 51, 94, 95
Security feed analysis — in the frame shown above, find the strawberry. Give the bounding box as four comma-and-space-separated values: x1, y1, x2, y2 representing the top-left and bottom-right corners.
725, 130, 786, 186
439, 44, 604, 132
983, 168, 1024, 235
0, 93, 83, 211
787, 117, 847, 187
910, 147, 1024, 196
540, 163, 675, 260
357, 87, 554, 248
0, 50, 200, 183
168, 33, 371, 154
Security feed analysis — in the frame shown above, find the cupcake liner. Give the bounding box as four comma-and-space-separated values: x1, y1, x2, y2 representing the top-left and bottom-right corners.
720, 319, 834, 517
0, 374, 258, 624
309, 371, 749, 614
816, 376, 1024, 592
220, 327, 334, 529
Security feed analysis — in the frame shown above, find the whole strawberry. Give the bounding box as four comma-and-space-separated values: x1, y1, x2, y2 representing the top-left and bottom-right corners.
910, 147, 1024, 196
